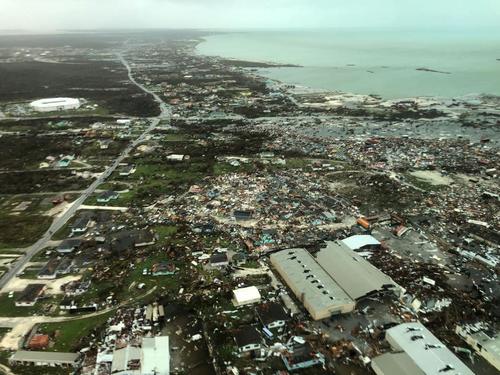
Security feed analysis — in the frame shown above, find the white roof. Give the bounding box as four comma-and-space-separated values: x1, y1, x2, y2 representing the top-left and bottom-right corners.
386, 322, 474, 375
341, 235, 380, 250
233, 286, 261, 303
167, 155, 185, 161
142, 336, 170, 375
30, 97, 80, 107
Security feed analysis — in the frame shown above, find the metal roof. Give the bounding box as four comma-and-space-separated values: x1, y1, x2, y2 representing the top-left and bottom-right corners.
386, 322, 474, 375
371, 352, 423, 375
341, 235, 381, 250
142, 336, 170, 375
270, 249, 354, 320
316, 241, 401, 300
11, 351, 79, 364
233, 286, 261, 304
111, 345, 141, 373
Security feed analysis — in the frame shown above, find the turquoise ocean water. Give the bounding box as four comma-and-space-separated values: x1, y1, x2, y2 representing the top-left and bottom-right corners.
197, 29, 500, 99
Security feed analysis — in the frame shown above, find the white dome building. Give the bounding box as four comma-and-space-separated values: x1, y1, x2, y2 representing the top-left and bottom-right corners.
30, 98, 81, 112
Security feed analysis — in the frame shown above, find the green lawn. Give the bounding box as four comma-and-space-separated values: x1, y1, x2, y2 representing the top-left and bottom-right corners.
38, 312, 113, 352
154, 225, 178, 244
123, 254, 180, 296
129, 161, 209, 184
0, 293, 62, 317
17, 266, 42, 279
213, 162, 255, 176
84, 189, 134, 207
51, 224, 72, 241
99, 181, 130, 191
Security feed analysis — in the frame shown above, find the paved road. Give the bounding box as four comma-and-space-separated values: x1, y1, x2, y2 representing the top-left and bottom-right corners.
0, 52, 170, 292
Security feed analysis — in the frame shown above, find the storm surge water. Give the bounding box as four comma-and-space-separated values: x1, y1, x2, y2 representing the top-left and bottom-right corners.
197, 29, 500, 99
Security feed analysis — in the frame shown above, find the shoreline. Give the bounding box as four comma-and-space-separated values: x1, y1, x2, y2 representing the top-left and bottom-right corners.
195, 44, 498, 103
196, 32, 500, 101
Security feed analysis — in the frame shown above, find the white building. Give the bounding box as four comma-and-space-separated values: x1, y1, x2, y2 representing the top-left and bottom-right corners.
30, 98, 81, 112
341, 235, 381, 251
142, 336, 170, 375
166, 154, 189, 162
232, 286, 261, 307
109, 336, 169, 375
117, 119, 132, 125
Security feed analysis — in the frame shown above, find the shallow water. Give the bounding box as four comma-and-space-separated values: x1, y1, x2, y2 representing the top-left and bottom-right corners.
197, 29, 500, 99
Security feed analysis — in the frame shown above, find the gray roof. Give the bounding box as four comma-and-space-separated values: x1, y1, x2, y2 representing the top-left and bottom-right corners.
386, 322, 474, 375
270, 249, 354, 320
371, 352, 424, 375
316, 241, 401, 300
111, 345, 141, 373
11, 351, 79, 364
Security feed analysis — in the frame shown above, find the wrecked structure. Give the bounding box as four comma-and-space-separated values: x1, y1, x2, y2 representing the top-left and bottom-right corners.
456, 324, 500, 371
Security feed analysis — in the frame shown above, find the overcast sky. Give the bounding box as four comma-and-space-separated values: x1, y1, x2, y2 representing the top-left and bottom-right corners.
1, 0, 500, 31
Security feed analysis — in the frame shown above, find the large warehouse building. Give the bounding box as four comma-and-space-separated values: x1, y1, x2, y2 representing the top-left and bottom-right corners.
371, 322, 474, 375
316, 241, 403, 300
30, 97, 81, 112
270, 248, 355, 320
270, 240, 403, 321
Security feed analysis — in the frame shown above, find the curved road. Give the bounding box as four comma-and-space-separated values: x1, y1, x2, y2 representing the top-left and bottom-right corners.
0, 52, 170, 292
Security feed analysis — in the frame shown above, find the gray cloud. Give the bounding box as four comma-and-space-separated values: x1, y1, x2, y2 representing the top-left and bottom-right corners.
1, 0, 499, 31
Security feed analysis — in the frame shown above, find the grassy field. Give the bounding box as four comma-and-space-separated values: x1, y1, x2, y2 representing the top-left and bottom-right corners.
404, 172, 448, 192
51, 224, 72, 241
38, 312, 113, 352
154, 225, 178, 244
0, 293, 62, 317
110, 160, 210, 202
98, 181, 130, 191
84, 190, 134, 207
1, 195, 53, 216
17, 266, 42, 279
213, 162, 256, 176
0, 213, 52, 249
122, 255, 180, 299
